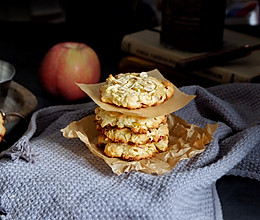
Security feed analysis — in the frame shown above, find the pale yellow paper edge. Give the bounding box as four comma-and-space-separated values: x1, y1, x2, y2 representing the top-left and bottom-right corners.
76, 69, 196, 117
61, 114, 218, 175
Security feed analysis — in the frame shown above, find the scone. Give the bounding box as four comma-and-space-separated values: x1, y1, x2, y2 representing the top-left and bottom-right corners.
97, 123, 169, 145
100, 72, 174, 109
98, 134, 169, 160
95, 107, 167, 134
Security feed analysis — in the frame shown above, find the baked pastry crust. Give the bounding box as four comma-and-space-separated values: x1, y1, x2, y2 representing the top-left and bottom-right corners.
95, 107, 167, 134
100, 72, 174, 109
98, 134, 169, 160
97, 123, 169, 145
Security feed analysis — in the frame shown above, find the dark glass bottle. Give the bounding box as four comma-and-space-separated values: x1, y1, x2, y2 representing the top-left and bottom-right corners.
160, 0, 227, 52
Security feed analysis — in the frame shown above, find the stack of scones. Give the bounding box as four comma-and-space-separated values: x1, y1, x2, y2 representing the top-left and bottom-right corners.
94, 72, 175, 160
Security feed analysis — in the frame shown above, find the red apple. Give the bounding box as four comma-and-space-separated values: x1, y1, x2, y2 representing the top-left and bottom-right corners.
38, 42, 101, 101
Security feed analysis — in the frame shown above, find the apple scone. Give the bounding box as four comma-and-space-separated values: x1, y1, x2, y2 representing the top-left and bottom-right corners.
97, 123, 169, 145
100, 72, 174, 109
98, 134, 169, 161
95, 106, 167, 134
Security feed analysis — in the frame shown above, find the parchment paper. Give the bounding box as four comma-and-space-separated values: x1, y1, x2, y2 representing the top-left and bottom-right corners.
61, 114, 218, 175
77, 69, 196, 117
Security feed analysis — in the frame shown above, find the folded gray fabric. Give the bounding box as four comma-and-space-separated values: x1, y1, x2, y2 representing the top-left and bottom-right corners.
0, 83, 259, 220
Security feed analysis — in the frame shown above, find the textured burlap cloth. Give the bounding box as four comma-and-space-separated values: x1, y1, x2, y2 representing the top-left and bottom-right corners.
0, 83, 259, 220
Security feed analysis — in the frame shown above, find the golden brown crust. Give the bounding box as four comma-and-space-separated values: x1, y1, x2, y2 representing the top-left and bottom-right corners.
94, 107, 167, 134
97, 123, 169, 145
100, 72, 174, 109
98, 134, 169, 160
97, 134, 157, 160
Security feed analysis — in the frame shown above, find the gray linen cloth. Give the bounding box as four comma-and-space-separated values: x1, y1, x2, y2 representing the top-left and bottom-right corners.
0, 83, 259, 220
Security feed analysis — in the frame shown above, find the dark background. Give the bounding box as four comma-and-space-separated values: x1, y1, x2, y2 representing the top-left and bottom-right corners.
0, 1, 259, 219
